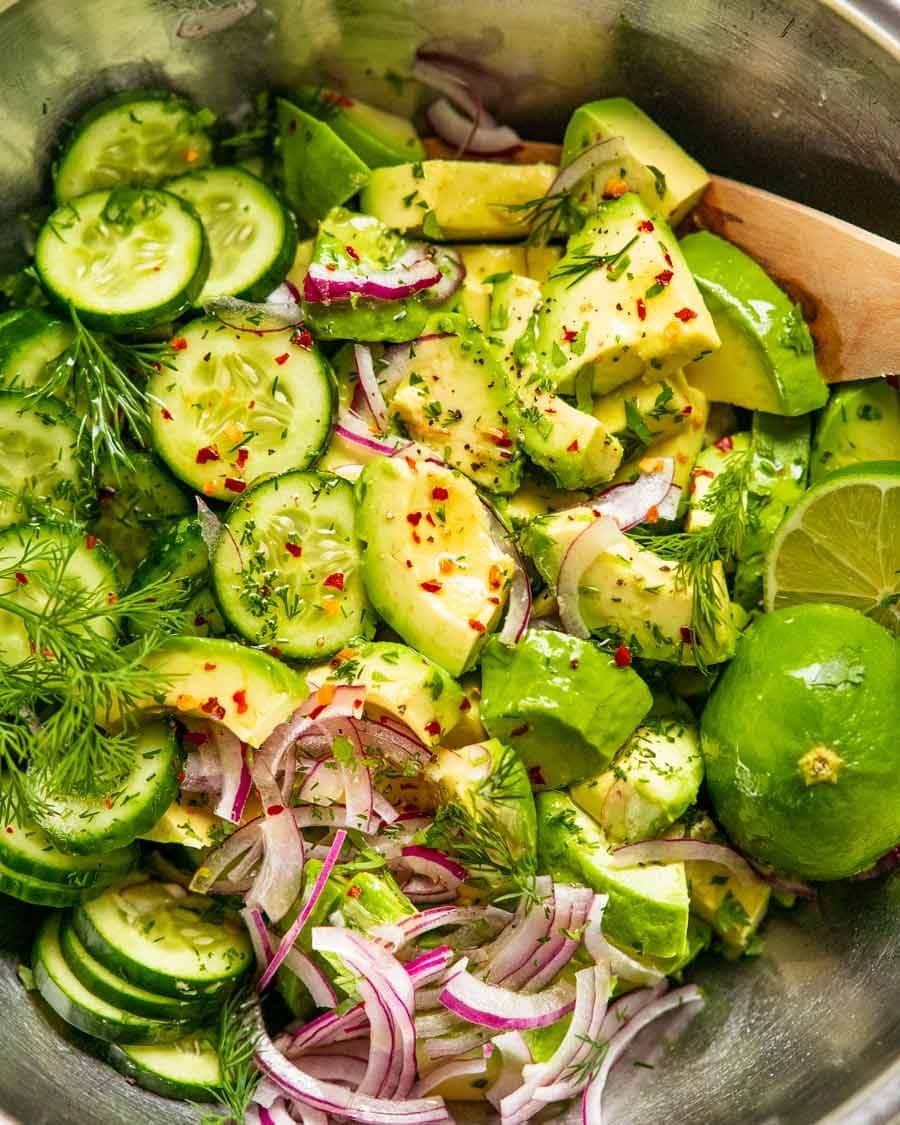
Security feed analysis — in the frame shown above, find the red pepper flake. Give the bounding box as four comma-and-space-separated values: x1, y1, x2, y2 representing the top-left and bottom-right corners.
200, 696, 226, 720
183, 731, 207, 746
224, 477, 246, 493
674, 307, 698, 322
715, 435, 734, 452
561, 326, 578, 343
232, 690, 249, 715
406, 511, 422, 527
274, 352, 290, 366
680, 626, 695, 644
405, 559, 413, 568
425, 512, 435, 527
323, 571, 345, 591
171, 337, 188, 351
646, 505, 660, 523
104, 797, 113, 810
270, 646, 283, 658
613, 645, 633, 668
655, 269, 674, 287
487, 428, 512, 449
160, 407, 173, 421
345, 244, 360, 261
567, 438, 580, 453
267, 804, 285, 816
292, 328, 313, 350
528, 765, 545, 786
248, 400, 256, 409
195, 445, 220, 464
488, 563, 504, 590
468, 618, 486, 634
4, 827, 11, 834
324, 90, 355, 107
107, 592, 118, 605
235, 447, 249, 471
664, 251, 674, 268
404, 456, 418, 472
459, 697, 472, 712
424, 720, 442, 737
203, 662, 217, 671
682, 404, 693, 416
85, 534, 97, 550
285, 541, 303, 558
420, 580, 442, 593
637, 219, 655, 232
636, 298, 647, 322
693, 467, 715, 479
347, 884, 362, 898
510, 723, 530, 737
177, 769, 186, 782
431, 486, 449, 501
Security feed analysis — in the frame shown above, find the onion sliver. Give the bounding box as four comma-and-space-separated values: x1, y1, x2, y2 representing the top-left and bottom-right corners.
426, 97, 521, 156
591, 457, 675, 531
556, 514, 623, 639
303, 253, 441, 304
354, 343, 389, 432
439, 970, 575, 1031
609, 838, 762, 885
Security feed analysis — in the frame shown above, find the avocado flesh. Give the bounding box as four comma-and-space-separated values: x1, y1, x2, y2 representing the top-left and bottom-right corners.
524, 194, 720, 396
682, 231, 827, 416
291, 85, 425, 168
537, 792, 690, 960
810, 379, 900, 484
592, 370, 695, 457
561, 98, 709, 226
360, 160, 557, 241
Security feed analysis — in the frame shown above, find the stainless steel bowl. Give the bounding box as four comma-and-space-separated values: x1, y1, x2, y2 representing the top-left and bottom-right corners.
0, 2, 898, 1122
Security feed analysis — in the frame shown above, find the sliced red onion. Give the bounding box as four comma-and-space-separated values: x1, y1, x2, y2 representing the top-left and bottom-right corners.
413, 1054, 489, 1098
282, 946, 338, 1010
426, 96, 521, 156
609, 838, 762, 885
303, 253, 441, 305
412, 57, 483, 122
439, 970, 575, 1031
481, 500, 531, 644
592, 458, 676, 531
375, 906, 505, 952
556, 515, 623, 639
549, 136, 631, 199
581, 984, 704, 1124
506, 886, 593, 993
335, 414, 414, 457
354, 343, 389, 432
583, 896, 665, 986
258, 686, 367, 774
400, 846, 468, 887
243, 905, 275, 972
401, 875, 457, 904
299, 759, 345, 807
195, 495, 224, 558
180, 736, 222, 793
487, 1031, 533, 1109
340, 760, 376, 834
372, 789, 400, 825
656, 482, 682, 522
259, 830, 348, 991
247, 811, 305, 925
473, 877, 554, 978
213, 727, 252, 824
421, 247, 465, 304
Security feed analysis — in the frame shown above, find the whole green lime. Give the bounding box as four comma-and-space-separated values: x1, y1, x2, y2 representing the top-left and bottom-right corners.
701, 603, 900, 880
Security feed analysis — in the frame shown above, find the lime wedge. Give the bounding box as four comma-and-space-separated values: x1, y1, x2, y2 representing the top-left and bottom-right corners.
765, 461, 900, 634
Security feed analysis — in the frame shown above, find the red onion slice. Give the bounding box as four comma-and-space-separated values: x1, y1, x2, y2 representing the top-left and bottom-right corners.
592, 457, 675, 531
581, 984, 704, 1124
426, 97, 521, 156
556, 514, 623, 639
656, 482, 682, 522
439, 970, 575, 1031
481, 500, 531, 644
204, 285, 303, 334
213, 728, 252, 824
242, 905, 276, 972
303, 253, 442, 305
609, 838, 763, 885
486, 1031, 533, 1109
195, 495, 224, 558
583, 896, 665, 986
548, 136, 631, 198
400, 846, 468, 887
246, 811, 305, 925
421, 246, 465, 304
354, 344, 389, 432
282, 946, 338, 1010
412, 57, 484, 122
335, 414, 414, 457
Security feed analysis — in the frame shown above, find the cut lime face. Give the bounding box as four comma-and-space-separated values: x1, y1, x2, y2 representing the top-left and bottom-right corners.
765, 461, 900, 634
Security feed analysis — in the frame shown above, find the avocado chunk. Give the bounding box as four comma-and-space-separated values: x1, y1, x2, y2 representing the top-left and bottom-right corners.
312, 640, 464, 748
139, 796, 219, 850
480, 631, 652, 788
355, 456, 514, 676
460, 244, 562, 288
520, 505, 737, 666
426, 739, 537, 888
682, 231, 827, 416
359, 160, 557, 241
441, 674, 488, 749
537, 791, 690, 959
561, 98, 709, 226
292, 85, 424, 167
386, 318, 524, 493
277, 98, 370, 227
592, 371, 695, 461
810, 378, 900, 484
523, 194, 719, 396
495, 475, 590, 529
301, 207, 434, 343
571, 716, 704, 843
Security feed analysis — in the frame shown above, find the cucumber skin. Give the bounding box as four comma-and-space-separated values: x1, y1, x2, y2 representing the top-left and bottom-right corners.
0, 822, 137, 889
0, 859, 99, 907
106, 1037, 221, 1102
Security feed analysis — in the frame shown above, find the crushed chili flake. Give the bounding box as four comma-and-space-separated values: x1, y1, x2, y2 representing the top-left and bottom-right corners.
267, 804, 285, 816
425, 512, 435, 527
323, 571, 345, 591
171, 337, 188, 351
510, 723, 530, 736
202, 481, 216, 496
487, 428, 512, 448
404, 456, 418, 472
674, 307, 698, 322
439, 558, 454, 575
161, 407, 174, 421
183, 731, 207, 746
274, 353, 290, 365
655, 269, 674, 287
468, 618, 486, 634
285, 541, 303, 558
104, 797, 113, 810
682, 404, 693, 416
107, 593, 118, 605
567, 438, 580, 453
561, 326, 578, 343
528, 765, 545, 786
488, 563, 504, 590
420, 580, 442, 593
459, 697, 472, 712
292, 328, 313, 350
235, 448, 249, 470
424, 720, 442, 737
680, 626, 695, 644
715, 435, 734, 452
324, 91, 355, 107
195, 445, 220, 464
636, 298, 647, 322
345, 244, 360, 261
200, 696, 226, 720
405, 559, 413, 568
194, 614, 207, 627
85, 534, 97, 550
431, 486, 449, 501
203, 662, 217, 671
614, 644, 633, 668
637, 219, 655, 232
692, 467, 715, 479
224, 477, 246, 493
347, 884, 362, 898
317, 683, 336, 707
406, 511, 423, 526
232, 690, 249, 715
646, 505, 660, 523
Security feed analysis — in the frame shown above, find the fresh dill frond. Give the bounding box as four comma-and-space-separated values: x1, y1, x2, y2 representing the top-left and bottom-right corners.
26, 307, 173, 480
563, 1033, 611, 1085
549, 234, 639, 289
198, 986, 261, 1125
503, 191, 580, 246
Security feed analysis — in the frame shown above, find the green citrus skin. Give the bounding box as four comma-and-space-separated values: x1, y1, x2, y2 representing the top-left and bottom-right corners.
701, 603, 900, 881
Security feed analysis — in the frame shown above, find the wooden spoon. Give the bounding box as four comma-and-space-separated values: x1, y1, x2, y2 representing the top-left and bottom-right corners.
423, 137, 900, 383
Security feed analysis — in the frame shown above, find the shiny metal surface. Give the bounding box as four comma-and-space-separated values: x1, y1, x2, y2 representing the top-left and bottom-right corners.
0, 1, 899, 1122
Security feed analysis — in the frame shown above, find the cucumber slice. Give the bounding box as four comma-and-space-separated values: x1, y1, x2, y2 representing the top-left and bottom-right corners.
33, 913, 194, 1043
107, 1031, 221, 1101
0, 522, 118, 667
0, 856, 101, 907
26, 721, 182, 854
35, 188, 210, 334
148, 317, 335, 501
0, 391, 84, 530
168, 166, 298, 302
73, 876, 252, 999
0, 308, 74, 389
126, 515, 208, 635
184, 586, 227, 637
212, 469, 372, 659
60, 919, 211, 1021
54, 90, 214, 203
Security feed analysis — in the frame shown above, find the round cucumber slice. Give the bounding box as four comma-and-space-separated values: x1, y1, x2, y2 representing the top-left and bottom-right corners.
35, 187, 210, 333
107, 1031, 221, 1102
0, 308, 74, 389
148, 317, 335, 501
33, 913, 195, 1043
73, 876, 252, 999
0, 857, 97, 907
0, 391, 84, 531
168, 165, 298, 303
126, 515, 209, 636
212, 469, 372, 659
54, 90, 214, 203
0, 522, 118, 667
26, 720, 182, 854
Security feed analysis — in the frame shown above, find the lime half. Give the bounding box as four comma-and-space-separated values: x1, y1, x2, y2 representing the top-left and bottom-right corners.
765, 461, 900, 634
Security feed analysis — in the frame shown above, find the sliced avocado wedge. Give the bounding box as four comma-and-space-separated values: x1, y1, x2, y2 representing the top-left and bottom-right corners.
537, 792, 690, 960
592, 371, 695, 461
682, 231, 828, 416
292, 85, 424, 167
355, 456, 514, 676
810, 378, 900, 483
480, 631, 652, 788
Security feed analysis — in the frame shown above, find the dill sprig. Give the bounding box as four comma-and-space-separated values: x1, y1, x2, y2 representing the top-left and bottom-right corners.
504, 191, 581, 246
0, 528, 186, 822
26, 307, 173, 480
563, 1033, 611, 1085
549, 234, 639, 289
198, 986, 261, 1125
632, 448, 756, 668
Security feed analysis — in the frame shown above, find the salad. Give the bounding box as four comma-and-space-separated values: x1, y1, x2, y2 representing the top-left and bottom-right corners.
0, 52, 898, 1125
